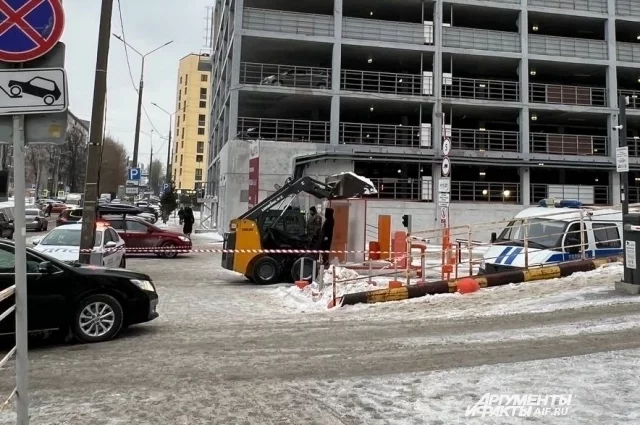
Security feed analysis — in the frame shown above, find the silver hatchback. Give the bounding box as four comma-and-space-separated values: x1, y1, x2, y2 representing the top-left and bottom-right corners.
26, 208, 48, 232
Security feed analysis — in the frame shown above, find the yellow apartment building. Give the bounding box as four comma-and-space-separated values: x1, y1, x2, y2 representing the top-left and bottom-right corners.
172, 53, 212, 190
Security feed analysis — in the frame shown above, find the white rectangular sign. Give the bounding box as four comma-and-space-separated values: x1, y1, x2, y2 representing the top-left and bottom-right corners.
126, 180, 139, 186
438, 177, 450, 193
616, 146, 629, 173
0, 68, 68, 115
438, 192, 450, 206
626, 240, 636, 269
125, 187, 139, 195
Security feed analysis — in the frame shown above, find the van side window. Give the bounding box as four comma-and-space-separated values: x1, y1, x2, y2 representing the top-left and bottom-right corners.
592, 223, 621, 249
564, 222, 586, 252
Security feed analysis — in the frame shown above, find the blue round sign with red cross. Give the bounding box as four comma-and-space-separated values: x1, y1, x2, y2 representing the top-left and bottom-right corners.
0, 0, 64, 63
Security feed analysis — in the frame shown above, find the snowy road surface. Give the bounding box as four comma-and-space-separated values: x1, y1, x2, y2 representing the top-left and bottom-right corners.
0, 236, 639, 424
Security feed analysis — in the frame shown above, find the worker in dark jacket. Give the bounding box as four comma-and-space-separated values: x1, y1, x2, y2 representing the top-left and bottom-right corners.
306, 206, 322, 246
319, 208, 335, 266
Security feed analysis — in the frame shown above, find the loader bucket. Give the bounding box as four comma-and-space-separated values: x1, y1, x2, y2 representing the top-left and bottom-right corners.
326, 172, 378, 199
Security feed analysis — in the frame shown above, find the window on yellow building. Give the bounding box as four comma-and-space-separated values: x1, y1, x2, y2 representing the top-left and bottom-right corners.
196, 155, 203, 163
180, 155, 183, 166
198, 114, 206, 126
198, 128, 205, 135
199, 87, 207, 100
199, 101, 206, 108
195, 169, 203, 181
201, 74, 208, 82
185, 74, 188, 84
197, 141, 204, 153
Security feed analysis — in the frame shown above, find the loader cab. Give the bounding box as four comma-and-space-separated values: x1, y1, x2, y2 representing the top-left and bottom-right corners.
480, 199, 624, 274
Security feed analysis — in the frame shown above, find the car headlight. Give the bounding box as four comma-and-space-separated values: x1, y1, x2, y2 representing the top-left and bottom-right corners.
178, 236, 190, 242
131, 279, 155, 292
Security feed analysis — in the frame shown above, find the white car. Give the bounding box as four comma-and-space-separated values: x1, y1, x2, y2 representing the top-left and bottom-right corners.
32, 223, 127, 268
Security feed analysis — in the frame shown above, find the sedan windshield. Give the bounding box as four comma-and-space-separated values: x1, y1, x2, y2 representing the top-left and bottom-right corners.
40, 229, 103, 247
497, 218, 568, 249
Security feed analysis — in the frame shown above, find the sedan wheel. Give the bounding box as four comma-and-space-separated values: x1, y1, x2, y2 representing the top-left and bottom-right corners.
72, 294, 123, 343
158, 242, 178, 259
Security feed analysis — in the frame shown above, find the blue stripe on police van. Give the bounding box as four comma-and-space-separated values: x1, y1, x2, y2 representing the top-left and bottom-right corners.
547, 248, 622, 264
504, 247, 523, 265
495, 247, 513, 265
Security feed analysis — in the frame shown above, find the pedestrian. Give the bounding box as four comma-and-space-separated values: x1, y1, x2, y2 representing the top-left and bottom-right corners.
45, 203, 53, 218
183, 206, 194, 237
319, 208, 335, 266
178, 207, 185, 225
306, 206, 322, 247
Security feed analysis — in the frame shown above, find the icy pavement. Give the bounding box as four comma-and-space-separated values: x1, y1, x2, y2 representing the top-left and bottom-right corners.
1, 254, 640, 424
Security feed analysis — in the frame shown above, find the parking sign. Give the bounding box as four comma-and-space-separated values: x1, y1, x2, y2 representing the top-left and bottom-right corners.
128, 168, 141, 181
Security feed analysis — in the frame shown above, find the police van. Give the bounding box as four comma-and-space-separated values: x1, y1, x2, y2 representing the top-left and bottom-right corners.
479, 199, 625, 274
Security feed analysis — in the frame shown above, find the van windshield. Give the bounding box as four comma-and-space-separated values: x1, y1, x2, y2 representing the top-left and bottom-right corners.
497, 218, 568, 249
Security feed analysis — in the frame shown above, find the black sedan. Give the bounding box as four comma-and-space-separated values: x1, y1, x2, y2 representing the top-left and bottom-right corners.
0, 241, 159, 343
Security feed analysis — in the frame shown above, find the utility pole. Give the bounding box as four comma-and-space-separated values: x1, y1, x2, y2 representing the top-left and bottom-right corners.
149, 130, 153, 189
80, 0, 114, 264
112, 35, 173, 168
52, 148, 60, 197
151, 102, 175, 185
620, 94, 629, 217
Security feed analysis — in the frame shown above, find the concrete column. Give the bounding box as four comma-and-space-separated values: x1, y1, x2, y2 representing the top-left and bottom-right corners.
330, 0, 343, 145
610, 171, 621, 205
518, 3, 530, 157
228, 0, 244, 141
605, 5, 619, 206
432, 0, 444, 225
520, 167, 530, 206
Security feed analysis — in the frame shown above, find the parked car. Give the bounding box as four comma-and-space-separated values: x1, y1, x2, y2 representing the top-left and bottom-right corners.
25, 208, 48, 232
56, 207, 83, 226
261, 68, 330, 89
32, 223, 127, 268
42, 201, 67, 214
0, 240, 158, 343
100, 216, 192, 258
0, 213, 13, 239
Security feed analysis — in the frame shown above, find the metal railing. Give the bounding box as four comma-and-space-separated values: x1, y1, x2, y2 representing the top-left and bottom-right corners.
239, 62, 331, 89
340, 123, 421, 147
450, 129, 520, 152
237, 117, 330, 143
442, 27, 521, 53
530, 133, 609, 156
341, 69, 427, 96
242, 8, 334, 37
528, 34, 607, 60
367, 178, 422, 200
628, 138, 640, 156
617, 42, 640, 63
0, 285, 17, 415
443, 77, 520, 102
620, 90, 640, 109
342, 17, 424, 44
616, 0, 640, 17
450, 181, 520, 203
528, 0, 608, 13
531, 184, 609, 205
529, 82, 607, 106
629, 187, 640, 204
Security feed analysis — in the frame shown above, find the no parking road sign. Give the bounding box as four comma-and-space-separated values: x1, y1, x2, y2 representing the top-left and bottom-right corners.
0, 0, 65, 63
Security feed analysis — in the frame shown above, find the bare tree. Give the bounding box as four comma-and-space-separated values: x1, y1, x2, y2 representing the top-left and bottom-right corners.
59, 125, 88, 192
98, 136, 127, 194
149, 159, 164, 192
26, 145, 55, 195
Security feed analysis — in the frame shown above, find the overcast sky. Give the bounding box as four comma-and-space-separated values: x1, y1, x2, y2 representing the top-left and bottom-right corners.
62, 0, 211, 166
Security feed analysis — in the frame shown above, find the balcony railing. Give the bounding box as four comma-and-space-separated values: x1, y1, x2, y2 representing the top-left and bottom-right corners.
341, 69, 427, 96
617, 0, 640, 18
450, 129, 520, 152
443, 77, 520, 102
531, 184, 609, 205
528, 0, 608, 13
442, 27, 521, 53
530, 133, 609, 156
618, 89, 640, 108
617, 42, 640, 63
242, 8, 334, 37
451, 181, 520, 203
629, 186, 640, 204
342, 17, 424, 44
340, 123, 421, 147
368, 178, 422, 199
237, 117, 330, 143
629, 137, 640, 156
240, 62, 331, 89
529, 83, 607, 106
528, 35, 607, 60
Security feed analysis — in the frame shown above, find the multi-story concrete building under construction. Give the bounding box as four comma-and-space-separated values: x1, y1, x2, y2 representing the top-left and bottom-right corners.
207, 0, 640, 232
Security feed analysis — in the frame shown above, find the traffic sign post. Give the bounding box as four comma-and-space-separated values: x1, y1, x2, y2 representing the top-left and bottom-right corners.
128, 167, 141, 181
0, 2, 66, 421
440, 137, 451, 226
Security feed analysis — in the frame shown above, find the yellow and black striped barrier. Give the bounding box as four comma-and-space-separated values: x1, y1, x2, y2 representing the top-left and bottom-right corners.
337, 256, 622, 307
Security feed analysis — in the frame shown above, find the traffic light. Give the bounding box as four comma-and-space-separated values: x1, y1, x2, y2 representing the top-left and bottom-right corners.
402, 214, 412, 231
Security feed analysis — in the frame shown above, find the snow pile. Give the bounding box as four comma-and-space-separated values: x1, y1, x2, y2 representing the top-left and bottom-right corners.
273, 265, 389, 312
337, 171, 378, 195
195, 232, 224, 242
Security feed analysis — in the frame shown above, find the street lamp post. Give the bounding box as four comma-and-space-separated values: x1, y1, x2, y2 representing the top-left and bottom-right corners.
112, 34, 173, 168
151, 102, 175, 185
